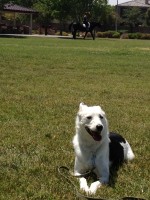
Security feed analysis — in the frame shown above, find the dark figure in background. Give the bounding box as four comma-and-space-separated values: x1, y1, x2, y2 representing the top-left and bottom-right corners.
83, 14, 90, 31
69, 12, 100, 40
69, 21, 100, 40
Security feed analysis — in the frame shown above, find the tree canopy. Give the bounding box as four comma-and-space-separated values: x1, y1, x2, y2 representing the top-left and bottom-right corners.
145, 8, 150, 26
0, 0, 109, 23
1, 0, 150, 33
123, 7, 144, 32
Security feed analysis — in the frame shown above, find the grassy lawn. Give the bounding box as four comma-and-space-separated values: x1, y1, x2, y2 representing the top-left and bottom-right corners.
0, 37, 149, 200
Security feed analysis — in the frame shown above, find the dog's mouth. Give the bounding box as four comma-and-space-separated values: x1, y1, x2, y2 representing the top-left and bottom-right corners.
85, 126, 102, 141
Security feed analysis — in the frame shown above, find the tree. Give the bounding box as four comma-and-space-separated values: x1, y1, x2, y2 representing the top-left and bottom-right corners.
68, 0, 108, 22
0, 0, 10, 32
0, 0, 10, 10
53, 0, 71, 35
0, 0, 118, 34
68, 0, 92, 22
33, 0, 55, 35
91, 0, 107, 21
91, 0, 114, 29
145, 8, 150, 26
14, 0, 38, 8
122, 7, 144, 32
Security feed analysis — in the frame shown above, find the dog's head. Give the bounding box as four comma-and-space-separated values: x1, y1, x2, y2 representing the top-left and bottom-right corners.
76, 103, 109, 142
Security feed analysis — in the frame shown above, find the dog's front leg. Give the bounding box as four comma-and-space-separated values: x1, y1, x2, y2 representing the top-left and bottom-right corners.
89, 157, 109, 194
74, 157, 89, 193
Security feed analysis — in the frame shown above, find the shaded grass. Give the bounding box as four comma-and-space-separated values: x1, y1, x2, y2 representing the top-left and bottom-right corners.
0, 37, 150, 200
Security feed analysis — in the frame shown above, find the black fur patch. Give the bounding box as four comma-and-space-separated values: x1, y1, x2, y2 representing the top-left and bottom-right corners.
109, 132, 126, 167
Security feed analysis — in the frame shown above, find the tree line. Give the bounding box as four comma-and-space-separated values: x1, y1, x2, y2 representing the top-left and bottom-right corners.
0, 0, 116, 27
0, 0, 150, 33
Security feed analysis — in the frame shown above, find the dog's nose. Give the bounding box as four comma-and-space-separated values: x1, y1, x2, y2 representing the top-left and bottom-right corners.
96, 125, 103, 131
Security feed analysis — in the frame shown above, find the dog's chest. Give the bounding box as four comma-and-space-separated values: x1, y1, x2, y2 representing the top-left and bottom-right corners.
80, 148, 97, 169
90, 153, 96, 168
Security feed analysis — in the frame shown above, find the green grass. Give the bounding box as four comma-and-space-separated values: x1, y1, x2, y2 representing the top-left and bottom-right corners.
0, 37, 149, 200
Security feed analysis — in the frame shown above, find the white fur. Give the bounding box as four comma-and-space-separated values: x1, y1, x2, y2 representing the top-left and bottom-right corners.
72, 103, 134, 195
120, 141, 135, 161
73, 103, 110, 194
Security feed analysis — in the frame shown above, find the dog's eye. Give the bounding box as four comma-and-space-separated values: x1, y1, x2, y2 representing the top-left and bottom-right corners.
99, 115, 103, 119
87, 116, 92, 120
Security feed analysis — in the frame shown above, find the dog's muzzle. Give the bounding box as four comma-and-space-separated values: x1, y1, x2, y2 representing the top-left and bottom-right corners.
85, 125, 103, 141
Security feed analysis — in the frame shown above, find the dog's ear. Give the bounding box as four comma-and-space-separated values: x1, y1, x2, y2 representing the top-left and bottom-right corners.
96, 106, 106, 116
79, 102, 87, 112
101, 110, 106, 116
80, 102, 85, 106
99, 106, 106, 116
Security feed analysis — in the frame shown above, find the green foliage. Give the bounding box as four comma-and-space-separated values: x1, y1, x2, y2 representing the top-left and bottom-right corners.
100, 4, 116, 26
46, 0, 109, 24
55, 31, 69, 36
120, 33, 129, 39
145, 8, 150, 26
68, 0, 94, 21
140, 33, 150, 39
0, 0, 115, 29
118, 30, 128, 34
122, 7, 144, 32
13, 0, 38, 8
120, 32, 150, 40
112, 31, 120, 38
0, 0, 10, 10
53, 0, 71, 22
90, 0, 109, 22
33, 0, 55, 26
97, 31, 120, 38
128, 33, 141, 39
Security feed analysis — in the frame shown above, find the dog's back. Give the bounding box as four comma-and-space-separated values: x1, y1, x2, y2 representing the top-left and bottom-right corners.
109, 132, 135, 167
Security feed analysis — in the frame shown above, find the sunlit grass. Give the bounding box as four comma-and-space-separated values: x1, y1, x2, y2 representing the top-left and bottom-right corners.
0, 37, 149, 200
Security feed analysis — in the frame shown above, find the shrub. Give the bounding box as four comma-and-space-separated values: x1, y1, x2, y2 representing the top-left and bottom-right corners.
140, 33, 150, 39
49, 29, 55, 35
62, 32, 69, 36
128, 33, 142, 39
97, 31, 120, 38
128, 33, 148, 39
136, 33, 142, 39
105, 31, 114, 38
118, 30, 128, 34
120, 33, 129, 39
112, 32, 120, 38
88, 31, 150, 40
128, 33, 136, 39
55, 31, 60, 35
55, 31, 69, 36
80, 32, 91, 37
96, 32, 104, 38
85, 32, 91, 37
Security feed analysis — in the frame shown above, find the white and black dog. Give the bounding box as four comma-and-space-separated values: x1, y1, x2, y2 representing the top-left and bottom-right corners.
73, 103, 135, 194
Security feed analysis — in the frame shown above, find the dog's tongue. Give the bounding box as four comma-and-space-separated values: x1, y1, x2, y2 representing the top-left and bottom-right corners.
85, 127, 102, 141
92, 133, 102, 141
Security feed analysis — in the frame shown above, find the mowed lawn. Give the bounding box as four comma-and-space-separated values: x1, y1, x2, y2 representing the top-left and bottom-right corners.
0, 37, 149, 200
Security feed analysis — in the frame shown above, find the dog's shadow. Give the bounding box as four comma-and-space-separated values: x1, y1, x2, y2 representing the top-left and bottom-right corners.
109, 163, 123, 187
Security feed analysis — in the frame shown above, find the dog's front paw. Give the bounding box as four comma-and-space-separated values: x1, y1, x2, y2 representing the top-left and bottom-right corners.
80, 178, 89, 193
80, 185, 89, 193
89, 181, 101, 195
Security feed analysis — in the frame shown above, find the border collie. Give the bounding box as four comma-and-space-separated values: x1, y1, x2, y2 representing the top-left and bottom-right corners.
73, 103, 135, 194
